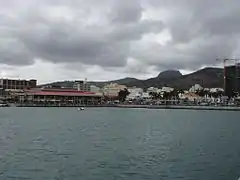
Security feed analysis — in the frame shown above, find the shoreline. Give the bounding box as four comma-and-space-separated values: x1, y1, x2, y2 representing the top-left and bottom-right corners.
117, 104, 240, 111
5, 103, 240, 111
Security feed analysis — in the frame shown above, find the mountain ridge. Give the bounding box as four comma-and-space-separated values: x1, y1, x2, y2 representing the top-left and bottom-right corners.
40, 67, 224, 90
157, 70, 182, 79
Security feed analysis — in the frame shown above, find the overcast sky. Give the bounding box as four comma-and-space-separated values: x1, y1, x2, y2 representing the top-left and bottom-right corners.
0, 0, 240, 84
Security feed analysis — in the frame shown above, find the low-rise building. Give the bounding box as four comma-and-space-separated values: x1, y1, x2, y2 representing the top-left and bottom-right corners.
20, 88, 103, 105
102, 83, 127, 97
147, 87, 159, 93
209, 88, 224, 93
73, 79, 90, 91
142, 92, 151, 99
179, 92, 201, 101
160, 86, 174, 93
189, 84, 203, 92
126, 87, 143, 100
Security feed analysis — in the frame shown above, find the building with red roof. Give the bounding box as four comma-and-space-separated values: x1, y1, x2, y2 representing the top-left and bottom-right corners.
19, 87, 104, 105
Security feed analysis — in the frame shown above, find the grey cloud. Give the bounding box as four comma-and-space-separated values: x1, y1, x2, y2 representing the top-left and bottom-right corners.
137, 0, 240, 70
0, 0, 240, 73
155, 0, 240, 43
110, 0, 143, 24
110, 20, 164, 41
131, 35, 237, 70
0, 37, 33, 65
1, 0, 164, 67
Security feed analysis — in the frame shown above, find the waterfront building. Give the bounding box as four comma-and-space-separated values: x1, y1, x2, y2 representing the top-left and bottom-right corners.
160, 87, 174, 93
141, 92, 151, 99
189, 84, 203, 93
147, 87, 159, 93
20, 88, 103, 105
126, 87, 143, 100
102, 83, 127, 97
179, 92, 201, 102
0, 78, 37, 91
209, 88, 224, 93
73, 78, 90, 91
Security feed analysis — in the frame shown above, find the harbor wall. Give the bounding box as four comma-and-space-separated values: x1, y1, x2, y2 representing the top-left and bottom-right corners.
11, 103, 240, 111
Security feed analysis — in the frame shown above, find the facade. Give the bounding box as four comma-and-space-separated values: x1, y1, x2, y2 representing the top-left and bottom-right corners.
142, 92, 151, 99
179, 92, 201, 101
161, 86, 174, 93
126, 87, 143, 100
102, 83, 127, 97
225, 65, 240, 97
20, 88, 103, 105
0, 78, 37, 91
147, 87, 158, 93
90, 85, 101, 93
73, 79, 90, 91
209, 88, 224, 93
189, 84, 203, 93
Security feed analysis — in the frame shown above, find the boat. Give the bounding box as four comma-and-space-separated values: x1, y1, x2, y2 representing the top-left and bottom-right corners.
78, 107, 85, 111
0, 103, 9, 107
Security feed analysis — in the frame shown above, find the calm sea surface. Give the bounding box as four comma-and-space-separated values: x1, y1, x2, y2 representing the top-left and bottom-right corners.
0, 107, 240, 180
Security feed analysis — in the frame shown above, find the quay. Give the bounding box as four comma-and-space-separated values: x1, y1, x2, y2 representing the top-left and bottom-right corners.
116, 104, 240, 111
11, 103, 240, 111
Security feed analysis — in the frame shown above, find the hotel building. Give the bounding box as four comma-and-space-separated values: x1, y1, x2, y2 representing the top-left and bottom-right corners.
0, 78, 37, 91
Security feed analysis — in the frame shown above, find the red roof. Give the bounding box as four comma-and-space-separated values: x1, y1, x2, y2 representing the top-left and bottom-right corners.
25, 88, 89, 93
26, 91, 102, 97
41, 88, 86, 92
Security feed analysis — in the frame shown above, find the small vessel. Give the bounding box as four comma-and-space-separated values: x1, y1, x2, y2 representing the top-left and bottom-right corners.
0, 103, 9, 107
78, 107, 85, 111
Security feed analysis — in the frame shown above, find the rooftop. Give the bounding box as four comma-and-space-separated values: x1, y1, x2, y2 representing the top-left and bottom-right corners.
24, 88, 103, 97
26, 91, 103, 97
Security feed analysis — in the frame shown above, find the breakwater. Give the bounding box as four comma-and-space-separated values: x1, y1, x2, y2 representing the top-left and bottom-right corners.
10, 103, 240, 111
116, 104, 240, 111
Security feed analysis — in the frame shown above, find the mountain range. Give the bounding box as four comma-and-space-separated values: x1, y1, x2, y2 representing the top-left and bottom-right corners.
42, 67, 224, 90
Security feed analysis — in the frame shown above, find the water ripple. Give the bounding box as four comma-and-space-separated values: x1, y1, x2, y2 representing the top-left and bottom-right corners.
0, 108, 239, 180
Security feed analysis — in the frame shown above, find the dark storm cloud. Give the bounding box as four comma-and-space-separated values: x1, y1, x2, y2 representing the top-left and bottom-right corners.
0, 0, 240, 71
16, 14, 163, 67
0, 0, 164, 67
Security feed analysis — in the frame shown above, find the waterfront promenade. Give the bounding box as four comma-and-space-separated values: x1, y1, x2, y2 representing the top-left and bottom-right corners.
9, 103, 240, 111
116, 104, 240, 111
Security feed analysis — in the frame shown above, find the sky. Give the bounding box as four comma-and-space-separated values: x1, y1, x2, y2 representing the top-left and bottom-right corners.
0, 0, 240, 84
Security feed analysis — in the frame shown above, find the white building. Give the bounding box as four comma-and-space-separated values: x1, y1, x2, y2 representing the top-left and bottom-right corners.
126, 87, 143, 100
147, 87, 159, 93
160, 86, 174, 93
142, 92, 151, 99
189, 84, 203, 92
179, 92, 201, 101
209, 88, 224, 93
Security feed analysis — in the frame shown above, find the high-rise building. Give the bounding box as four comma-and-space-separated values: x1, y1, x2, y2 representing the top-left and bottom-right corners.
224, 65, 240, 97
0, 78, 37, 91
